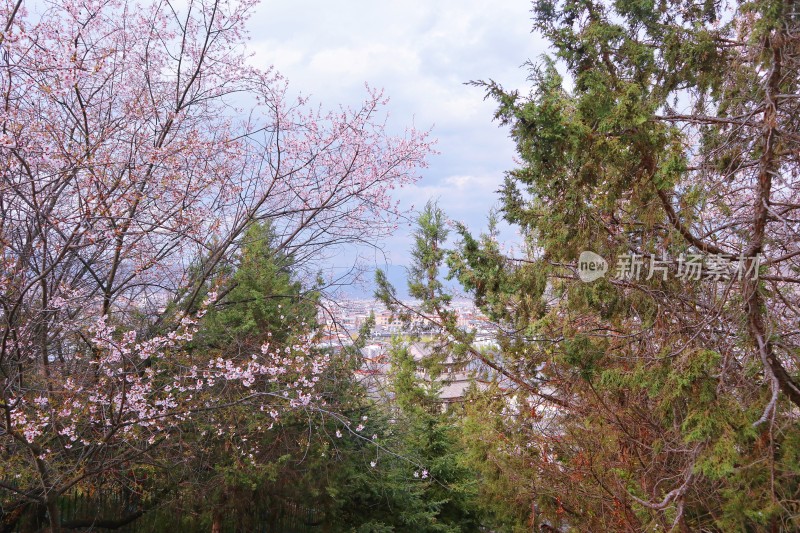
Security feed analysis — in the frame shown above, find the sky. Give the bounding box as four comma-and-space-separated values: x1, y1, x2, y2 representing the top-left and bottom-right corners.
246, 0, 548, 274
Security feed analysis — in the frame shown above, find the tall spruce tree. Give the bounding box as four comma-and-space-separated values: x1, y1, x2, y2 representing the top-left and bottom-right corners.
155, 222, 480, 531
434, 0, 800, 530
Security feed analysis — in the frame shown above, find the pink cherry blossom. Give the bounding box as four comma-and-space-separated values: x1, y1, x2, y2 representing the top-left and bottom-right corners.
0, 0, 433, 523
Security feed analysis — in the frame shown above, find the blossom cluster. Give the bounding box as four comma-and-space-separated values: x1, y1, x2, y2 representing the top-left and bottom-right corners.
0, 0, 431, 497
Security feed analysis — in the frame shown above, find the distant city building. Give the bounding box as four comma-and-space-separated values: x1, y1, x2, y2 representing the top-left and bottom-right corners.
318, 299, 498, 405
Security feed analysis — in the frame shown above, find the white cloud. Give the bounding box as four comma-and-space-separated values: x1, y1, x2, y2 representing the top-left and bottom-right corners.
307, 44, 421, 79
398, 174, 501, 210
246, 0, 546, 266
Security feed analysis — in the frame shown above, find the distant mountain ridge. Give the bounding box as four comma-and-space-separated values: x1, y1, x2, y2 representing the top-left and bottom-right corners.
339, 264, 464, 300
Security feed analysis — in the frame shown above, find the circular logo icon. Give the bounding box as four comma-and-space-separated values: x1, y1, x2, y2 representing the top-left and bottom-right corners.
578, 251, 608, 282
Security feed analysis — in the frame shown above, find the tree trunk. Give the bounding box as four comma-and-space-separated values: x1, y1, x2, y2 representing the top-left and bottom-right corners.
45, 497, 60, 533
211, 508, 222, 533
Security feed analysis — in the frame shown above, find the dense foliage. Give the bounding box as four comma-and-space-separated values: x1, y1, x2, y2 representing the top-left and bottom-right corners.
423, 0, 800, 530
0, 0, 432, 528
5, 0, 800, 530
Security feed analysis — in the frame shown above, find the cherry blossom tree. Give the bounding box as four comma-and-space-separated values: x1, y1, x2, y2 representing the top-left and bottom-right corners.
0, 0, 432, 528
